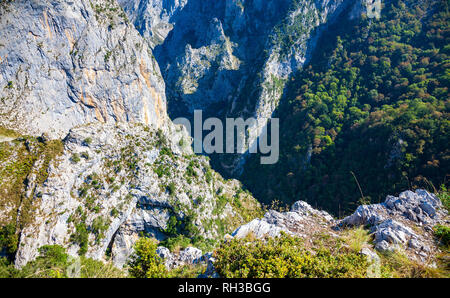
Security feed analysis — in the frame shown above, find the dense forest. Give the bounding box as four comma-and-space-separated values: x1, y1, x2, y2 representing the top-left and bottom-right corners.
243, 0, 449, 216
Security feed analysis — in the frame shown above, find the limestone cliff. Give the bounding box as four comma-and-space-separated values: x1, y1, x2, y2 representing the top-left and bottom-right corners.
0, 0, 167, 139
0, 122, 261, 267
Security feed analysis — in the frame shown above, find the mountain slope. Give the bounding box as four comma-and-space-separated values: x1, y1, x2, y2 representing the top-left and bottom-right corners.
0, 0, 262, 268
242, 0, 449, 215
119, 0, 360, 175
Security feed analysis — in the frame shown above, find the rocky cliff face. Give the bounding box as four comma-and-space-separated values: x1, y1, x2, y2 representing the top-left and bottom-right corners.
0, 122, 260, 268
0, 0, 168, 139
0, 0, 263, 268
118, 0, 362, 174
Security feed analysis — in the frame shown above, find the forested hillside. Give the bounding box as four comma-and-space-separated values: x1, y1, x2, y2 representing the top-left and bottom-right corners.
243, 0, 449, 216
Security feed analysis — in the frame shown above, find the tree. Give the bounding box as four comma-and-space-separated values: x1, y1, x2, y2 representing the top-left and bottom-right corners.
128, 238, 167, 278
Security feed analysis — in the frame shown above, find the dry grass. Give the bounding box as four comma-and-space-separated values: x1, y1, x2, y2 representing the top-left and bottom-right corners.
342, 226, 372, 253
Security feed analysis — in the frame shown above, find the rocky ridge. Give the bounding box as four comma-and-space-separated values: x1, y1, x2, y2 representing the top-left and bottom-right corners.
0, 0, 168, 139
156, 188, 448, 277
0, 121, 261, 268
205, 189, 448, 274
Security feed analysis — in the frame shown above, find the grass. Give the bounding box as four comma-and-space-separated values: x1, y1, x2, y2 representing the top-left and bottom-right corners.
438, 185, 449, 213
0, 126, 19, 139
168, 264, 207, 278
379, 249, 449, 278
342, 226, 372, 253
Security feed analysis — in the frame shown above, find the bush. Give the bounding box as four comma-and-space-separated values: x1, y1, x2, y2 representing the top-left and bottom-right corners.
18, 245, 69, 278
167, 182, 176, 195
128, 238, 168, 278
70, 153, 80, 164
0, 224, 18, 255
70, 223, 89, 255
0, 245, 126, 278
160, 234, 191, 252
0, 257, 18, 278
83, 138, 92, 146
438, 186, 449, 213
379, 250, 448, 278
434, 225, 450, 247
214, 233, 369, 278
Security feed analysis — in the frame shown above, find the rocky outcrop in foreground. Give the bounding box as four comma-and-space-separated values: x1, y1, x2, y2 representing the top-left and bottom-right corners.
340, 189, 447, 261
203, 189, 448, 274
140, 188, 448, 278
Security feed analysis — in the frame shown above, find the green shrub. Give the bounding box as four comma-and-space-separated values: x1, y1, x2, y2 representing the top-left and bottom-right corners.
0, 224, 18, 255
83, 138, 92, 146
110, 208, 119, 218
165, 215, 179, 236
70, 153, 80, 164
379, 250, 448, 278
342, 226, 372, 253
18, 245, 69, 278
214, 233, 369, 278
205, 168, 213, 183
128, 238, 168, 278
0, 257, 18, 278
438, 185, 449, 213
167, 182, 176, 195
434, 225, 450, 247
0, 245, 126, 278
160, 234, 191, 252
79, 257, 125, 278
91, 216, 109, 244
168, 264, 206, 278
70, 223, 89, 255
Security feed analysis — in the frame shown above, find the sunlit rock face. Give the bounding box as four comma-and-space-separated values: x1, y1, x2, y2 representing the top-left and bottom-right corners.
0, 0, 168, 139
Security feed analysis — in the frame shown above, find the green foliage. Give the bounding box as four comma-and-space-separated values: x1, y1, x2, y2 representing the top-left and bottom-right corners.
0, 224, 18, 255
70, 223, 89, 255
379, 249, 449, 278
164, 215, 179, 236
243, 0, 450, 216
214, 233, 369, 278
0, 245, 125, 278
167, 182, 176, 195
342, 226, 372, 253
0, 126, 19, 138
80, 151, 89, 160
110, 208, 119, 218
168, 264, 207, 278
0, 257, 17, 278
83, 137, 92, 146
128, 238, 168, 278
205, 168, 213, 183
78, 257, 125, 278
17, 245, 69, 278
160, 234, 192, 252
91, 216, 109, 244
438, 185, 450, 212
0, 137, 63, 230
70, 153, 80, 164
434, 224, 450, 247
